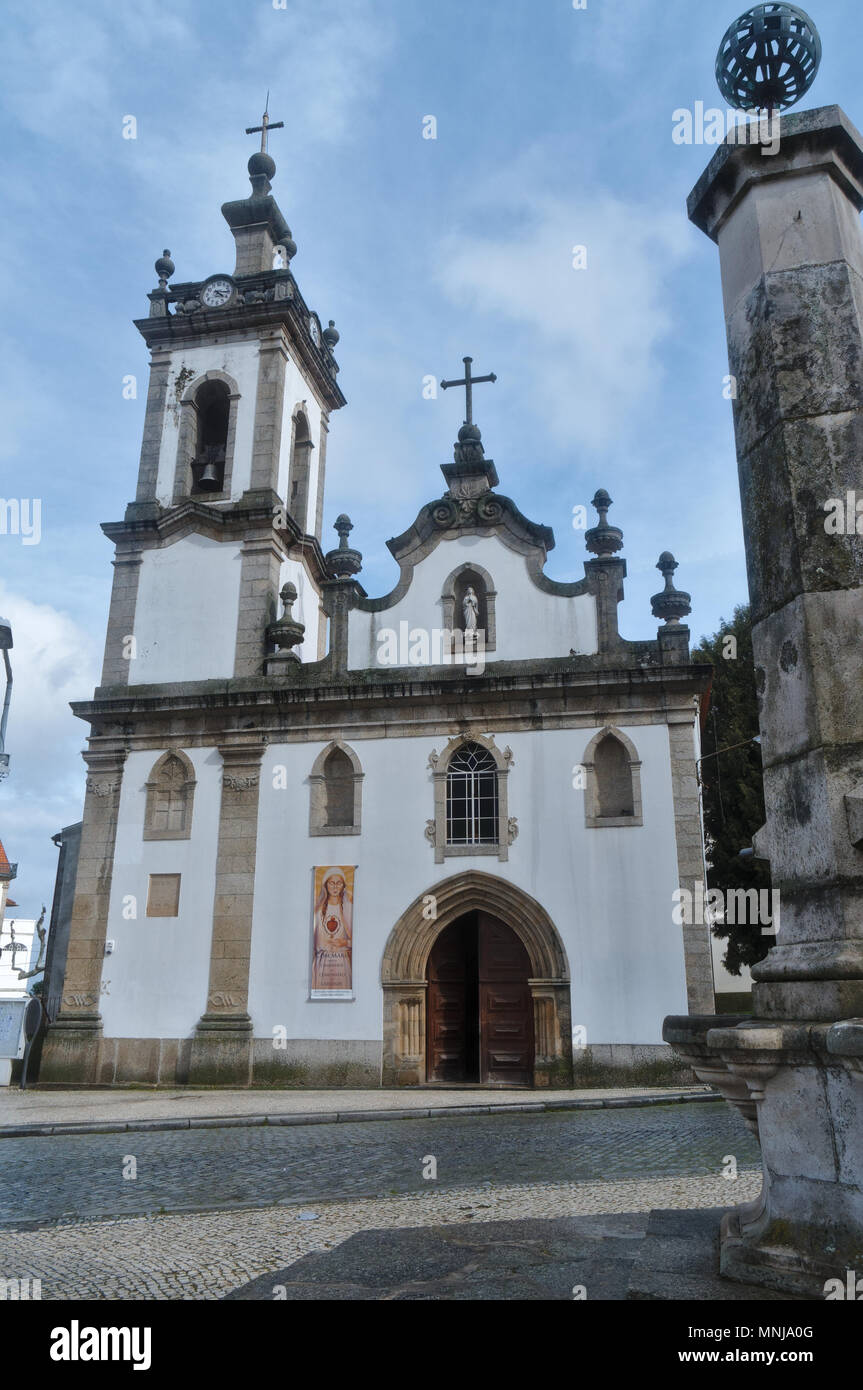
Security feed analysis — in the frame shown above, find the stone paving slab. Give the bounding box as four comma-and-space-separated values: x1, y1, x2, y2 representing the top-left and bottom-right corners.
627, 1207, 805, 1302
1, 1104, 759, 1228
225, 1212, 650, 1301
0, 1084, 715, 1138
0, 1172, 764, 1301
225, 1206, 806, 1302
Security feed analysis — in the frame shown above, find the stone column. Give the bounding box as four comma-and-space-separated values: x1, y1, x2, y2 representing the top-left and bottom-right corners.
188, 736, 266, 1086
39, 746, 127, 1083
672, 106, 863, 1294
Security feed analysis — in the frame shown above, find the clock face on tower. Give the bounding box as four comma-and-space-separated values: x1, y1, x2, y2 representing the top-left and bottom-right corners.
201, 277, 235, 309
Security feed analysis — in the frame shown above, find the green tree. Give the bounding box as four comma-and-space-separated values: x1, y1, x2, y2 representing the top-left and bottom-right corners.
692, 604, 775, 974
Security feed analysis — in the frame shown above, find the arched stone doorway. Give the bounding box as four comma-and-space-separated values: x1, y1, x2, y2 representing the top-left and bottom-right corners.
381, 871, 572, 1088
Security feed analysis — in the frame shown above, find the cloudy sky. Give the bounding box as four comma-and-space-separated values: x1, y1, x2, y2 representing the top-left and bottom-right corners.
0, 0, 857, 912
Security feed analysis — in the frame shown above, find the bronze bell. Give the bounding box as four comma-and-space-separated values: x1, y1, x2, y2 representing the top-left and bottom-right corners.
196, 445, 224, 492
197, 459, 221, 490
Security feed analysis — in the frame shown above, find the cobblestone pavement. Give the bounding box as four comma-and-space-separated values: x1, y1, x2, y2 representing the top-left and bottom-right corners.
0, 1172, 763, 1301
1, 1102, 759, 1227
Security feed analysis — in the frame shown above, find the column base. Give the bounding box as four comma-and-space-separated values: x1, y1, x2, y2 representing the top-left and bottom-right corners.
38, 1016, 104, 1084
188, 1014, 254, 1087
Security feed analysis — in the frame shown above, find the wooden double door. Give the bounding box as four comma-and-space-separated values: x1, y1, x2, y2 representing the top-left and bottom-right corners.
426, 911, 534, 1086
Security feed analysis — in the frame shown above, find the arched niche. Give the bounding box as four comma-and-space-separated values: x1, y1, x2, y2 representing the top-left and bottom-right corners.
173, 369, 241, 501
582, 726, 643, 828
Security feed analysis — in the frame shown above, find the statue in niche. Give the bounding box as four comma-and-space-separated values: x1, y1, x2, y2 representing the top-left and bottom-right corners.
462, 586, 479, 632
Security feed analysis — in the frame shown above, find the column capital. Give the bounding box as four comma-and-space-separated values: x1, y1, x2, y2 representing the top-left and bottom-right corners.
689, 105, 863, 243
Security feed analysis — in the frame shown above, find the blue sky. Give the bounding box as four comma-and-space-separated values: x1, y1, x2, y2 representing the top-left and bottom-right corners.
0, 0, 857, 913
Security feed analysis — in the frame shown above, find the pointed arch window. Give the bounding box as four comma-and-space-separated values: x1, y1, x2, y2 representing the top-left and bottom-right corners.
446, 743, 498, 845
583, 728, 643, 828
428, 735, 515, 863
310, 742, 363, 836
288, 409, 315, 532
144, 751, 196, 841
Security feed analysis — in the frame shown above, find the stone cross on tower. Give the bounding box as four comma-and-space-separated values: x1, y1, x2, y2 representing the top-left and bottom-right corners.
244, 94, 284, 154
440, 356, 497, 425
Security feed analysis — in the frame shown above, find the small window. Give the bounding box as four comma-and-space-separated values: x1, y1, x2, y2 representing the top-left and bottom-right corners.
309, 742, 363, 836
146, 873, 181, 917
324, 748, 355, 828
595, 735, 635, 818
288, 410, 314, 529
446, 742, 499, 845
144, 752, 196, 841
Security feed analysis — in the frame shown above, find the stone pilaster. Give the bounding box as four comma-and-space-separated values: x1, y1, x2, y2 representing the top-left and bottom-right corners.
233, 533, 284, 678
39, 746, 127, 1083
100, 548, 143, 687
249, 330, 288, 492
320, 578, 364, 673
134, 351, 171, 503
188, 737, 266, 1086
584, 557, 625, 650
668, 712, 715, 1014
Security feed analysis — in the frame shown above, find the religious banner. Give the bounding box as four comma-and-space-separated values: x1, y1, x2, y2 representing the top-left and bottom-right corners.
310, 866, 355, 999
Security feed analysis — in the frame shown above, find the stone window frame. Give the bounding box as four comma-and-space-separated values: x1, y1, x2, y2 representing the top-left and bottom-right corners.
427, 733, 515, 864
173, 369, 241, 503
287, 404, 316, 533
440, 561, 497, 652
143, 750, 197, 841
309, 741, 364, 837
582, 726, 643, 829
146, 872, 182, 917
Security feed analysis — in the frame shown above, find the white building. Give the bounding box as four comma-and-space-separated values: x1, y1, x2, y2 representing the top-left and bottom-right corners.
41, 139, 714, 1089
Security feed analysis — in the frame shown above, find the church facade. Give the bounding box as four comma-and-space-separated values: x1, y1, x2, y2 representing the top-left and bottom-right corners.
41, 136, 714, 1089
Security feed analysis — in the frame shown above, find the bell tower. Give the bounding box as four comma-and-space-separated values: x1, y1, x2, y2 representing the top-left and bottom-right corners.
101, 106, 346, 688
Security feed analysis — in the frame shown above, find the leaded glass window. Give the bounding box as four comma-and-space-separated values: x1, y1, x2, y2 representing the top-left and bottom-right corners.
446, 743, 499, 845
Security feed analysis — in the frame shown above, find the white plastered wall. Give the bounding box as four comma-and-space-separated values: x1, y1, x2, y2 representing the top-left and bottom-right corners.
247, 722, 688, 1049
100, 748, 223, 1038
131, 536, 242, 683
347, 533, 598, 669
278, 556, 322, 662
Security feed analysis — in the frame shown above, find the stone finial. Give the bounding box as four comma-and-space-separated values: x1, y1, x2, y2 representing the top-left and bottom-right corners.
155, 249, 175, 289
323, 319, 340, 352
650, 551, 692, 625
266, 581, 305, 665
585, 488, 624, 557
325, 514, 363, 579
453, 421, 485, 467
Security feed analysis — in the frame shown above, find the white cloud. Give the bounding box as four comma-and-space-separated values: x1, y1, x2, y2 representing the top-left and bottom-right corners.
436, 156, 693, 451
0, 584, 100, 912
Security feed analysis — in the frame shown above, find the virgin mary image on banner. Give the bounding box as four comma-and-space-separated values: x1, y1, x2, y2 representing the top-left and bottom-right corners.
311, 866, 355, 998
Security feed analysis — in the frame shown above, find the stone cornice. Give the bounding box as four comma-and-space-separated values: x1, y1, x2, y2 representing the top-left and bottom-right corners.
72, 659, 712, 734
134, 270, 346, 415
101, 492, 330, 585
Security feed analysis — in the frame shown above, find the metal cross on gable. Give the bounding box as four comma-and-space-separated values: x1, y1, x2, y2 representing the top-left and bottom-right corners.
245, 92, 284, 154
440, 356, 497, 426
